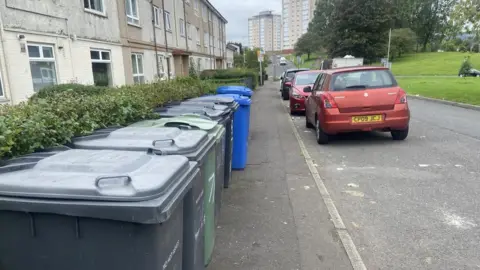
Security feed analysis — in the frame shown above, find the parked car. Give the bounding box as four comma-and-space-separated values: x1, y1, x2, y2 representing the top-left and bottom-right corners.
280, 68, 310, 100
280, 57, 287, 66
304, 66, 410, 144
289, 70, 322, 114
459, 68, 480, 77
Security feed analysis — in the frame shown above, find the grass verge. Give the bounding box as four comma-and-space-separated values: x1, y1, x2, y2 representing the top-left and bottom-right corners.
397, 77, 480, 105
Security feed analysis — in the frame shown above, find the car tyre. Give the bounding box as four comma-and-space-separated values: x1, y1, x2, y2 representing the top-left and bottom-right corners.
315, 118, 329, 145
391, 127, 409, 141
282, 90, 289, 100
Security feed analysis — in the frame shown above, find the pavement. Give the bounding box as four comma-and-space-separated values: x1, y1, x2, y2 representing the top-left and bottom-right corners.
209, 71, 480, 269
208, 80, 352, 270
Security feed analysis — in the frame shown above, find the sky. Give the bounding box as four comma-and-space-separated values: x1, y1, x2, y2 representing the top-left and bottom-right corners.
209, 0, 282, 46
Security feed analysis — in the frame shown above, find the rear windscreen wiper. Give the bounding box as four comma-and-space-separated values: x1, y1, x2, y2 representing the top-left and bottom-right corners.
345, 85, 367, 89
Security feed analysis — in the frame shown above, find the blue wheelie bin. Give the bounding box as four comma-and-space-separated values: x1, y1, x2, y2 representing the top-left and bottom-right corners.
212, 94, 251, 172
216, 85, 253, 97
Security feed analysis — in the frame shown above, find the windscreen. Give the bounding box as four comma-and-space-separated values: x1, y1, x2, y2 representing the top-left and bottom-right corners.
330, 69, 397, 91
295, 73, 320, 85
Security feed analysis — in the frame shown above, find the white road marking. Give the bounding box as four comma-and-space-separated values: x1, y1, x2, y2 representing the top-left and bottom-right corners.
442, 210, 477, 229
454, 164, 464, 168
281, 100, 367, 270
344, 190, 365, 198
418, 164, 430, 167
337, 167, 345, 171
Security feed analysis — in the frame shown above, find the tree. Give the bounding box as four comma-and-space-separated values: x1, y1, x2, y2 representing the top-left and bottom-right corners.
450, 0, 480, 51
390, 28, 417, 59
308, 0, 336, 49
294, 32, 318, 60
325, 0, 393, 61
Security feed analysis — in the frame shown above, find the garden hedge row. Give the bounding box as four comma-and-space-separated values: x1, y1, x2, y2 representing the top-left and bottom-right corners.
0, 77, 217, 159
200, 68, 258, 89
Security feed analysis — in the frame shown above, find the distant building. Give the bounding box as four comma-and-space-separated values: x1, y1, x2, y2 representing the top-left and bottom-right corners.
282, 0, 316, 50
226, 43, 238, 68
248, 11, 282, 52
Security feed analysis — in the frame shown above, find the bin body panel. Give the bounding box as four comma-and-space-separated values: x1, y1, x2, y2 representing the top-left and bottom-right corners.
0, 149, 198, 270
203, 147, 217, 266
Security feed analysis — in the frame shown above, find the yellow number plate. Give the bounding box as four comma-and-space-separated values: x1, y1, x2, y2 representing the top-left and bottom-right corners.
351, 115, 383, 123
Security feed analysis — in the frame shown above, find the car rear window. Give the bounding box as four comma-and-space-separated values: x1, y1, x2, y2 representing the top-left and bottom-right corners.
295, 73, 320, 85
330, 69, 397, 91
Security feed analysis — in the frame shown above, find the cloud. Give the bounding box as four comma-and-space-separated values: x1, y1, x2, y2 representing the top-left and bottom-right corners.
209, 0, 281, 45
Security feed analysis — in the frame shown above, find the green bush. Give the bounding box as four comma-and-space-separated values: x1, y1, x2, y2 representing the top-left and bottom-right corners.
0, 77, 216, 159
199, 68, 258, 89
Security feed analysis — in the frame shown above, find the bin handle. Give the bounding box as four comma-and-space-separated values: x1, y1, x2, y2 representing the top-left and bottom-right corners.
152, 139, 175, 147
147, 148, 164, 155
95, 175, 132, 188
164, 122, 200, 130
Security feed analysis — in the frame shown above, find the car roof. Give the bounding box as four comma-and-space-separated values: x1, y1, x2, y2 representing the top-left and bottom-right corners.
286, 68, 310, 72
325, 66, 388, 75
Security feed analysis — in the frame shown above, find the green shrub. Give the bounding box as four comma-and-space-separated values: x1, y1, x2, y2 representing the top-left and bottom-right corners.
29, 83, 109, 101
0, 77, 216, 159
199, 68, 258, 89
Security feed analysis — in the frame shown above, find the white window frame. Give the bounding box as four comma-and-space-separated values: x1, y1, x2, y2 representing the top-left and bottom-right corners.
156, 54, 166, 78
204, 32, 208, 47
179, 18, 185, 37
126, 0, 139, 25
153, 6, 161, 27
164, 11, 172, 31
202, 5, 207, 21
28, 43, 58, 92
84, 0, 105, 15
131, 53, 145, 84
90, 49, 111, 63
194, 0, 199, 10
187, 23, 192, 39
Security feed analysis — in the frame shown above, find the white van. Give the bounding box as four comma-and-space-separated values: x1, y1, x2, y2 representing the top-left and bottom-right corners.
279, 57, 287, 66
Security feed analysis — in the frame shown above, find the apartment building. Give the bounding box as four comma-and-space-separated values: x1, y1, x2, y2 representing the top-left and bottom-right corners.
0, 0, 227, 105
282, 0, 316, 50
248, 11, 281, 52
120, 0, 227, 84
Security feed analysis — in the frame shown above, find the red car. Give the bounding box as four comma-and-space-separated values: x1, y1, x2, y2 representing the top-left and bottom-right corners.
288, 70, 323, 114
304, 66, 410, 144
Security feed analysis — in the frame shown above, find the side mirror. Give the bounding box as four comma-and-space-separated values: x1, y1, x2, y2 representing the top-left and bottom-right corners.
284, 81, 292, 87
303, 86, 312, 92
280, 76, 283, 80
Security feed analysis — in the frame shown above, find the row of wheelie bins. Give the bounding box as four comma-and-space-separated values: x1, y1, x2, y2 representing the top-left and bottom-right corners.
0, 85, 253, 270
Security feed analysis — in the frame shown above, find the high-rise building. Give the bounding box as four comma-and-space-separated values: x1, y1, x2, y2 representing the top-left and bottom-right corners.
282, 0, 316, 50
248, 11, 282, 52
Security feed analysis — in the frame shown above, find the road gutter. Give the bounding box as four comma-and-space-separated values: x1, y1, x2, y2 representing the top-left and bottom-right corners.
408, 95, 480, 112
281, 100, 367, 270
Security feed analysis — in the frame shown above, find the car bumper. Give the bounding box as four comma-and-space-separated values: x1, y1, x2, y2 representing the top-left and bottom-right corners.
289, 97, 306, 111
321, 105, 410, 134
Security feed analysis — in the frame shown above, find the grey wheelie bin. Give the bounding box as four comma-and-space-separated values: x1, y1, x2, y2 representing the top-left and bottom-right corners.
155, 105, 234, 188
0, 147, 198, 270
130, 116, 226, 225
70, 127, 217, 268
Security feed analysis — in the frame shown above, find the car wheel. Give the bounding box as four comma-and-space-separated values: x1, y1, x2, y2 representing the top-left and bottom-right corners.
391, 127, 409, 141
305, 109, 314, 128
315, 118, 329, 145
282, 90, 289, 100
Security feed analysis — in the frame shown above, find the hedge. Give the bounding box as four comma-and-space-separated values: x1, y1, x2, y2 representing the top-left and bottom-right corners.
0, 77, 217, 159
200, 68, 258, 89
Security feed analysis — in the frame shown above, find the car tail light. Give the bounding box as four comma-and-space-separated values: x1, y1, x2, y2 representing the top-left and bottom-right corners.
321, 93, 338, 109
395, 89, 407, 104
284, 81, 292, 87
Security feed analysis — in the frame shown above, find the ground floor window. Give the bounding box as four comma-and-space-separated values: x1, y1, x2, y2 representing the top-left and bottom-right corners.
90, 49, 112, 86
28, 44, 57, 92
131, 53, 145, 84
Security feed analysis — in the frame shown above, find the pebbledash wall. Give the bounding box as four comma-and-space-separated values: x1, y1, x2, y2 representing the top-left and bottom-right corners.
0, 0, 228, 105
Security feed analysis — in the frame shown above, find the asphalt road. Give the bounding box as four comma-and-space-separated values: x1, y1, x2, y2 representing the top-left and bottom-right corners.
267, 55, 297, 80
284, 91, 480, 269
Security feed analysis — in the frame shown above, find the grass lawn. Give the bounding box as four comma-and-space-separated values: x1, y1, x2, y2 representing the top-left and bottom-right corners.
391, 52, 480, 76
397, 77, 480, 105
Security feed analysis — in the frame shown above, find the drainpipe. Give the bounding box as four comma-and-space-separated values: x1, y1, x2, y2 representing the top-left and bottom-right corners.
182, 0, 189, 75
162, 0, 171, 80
208, 13, 214, 69
150, 0, 160, 78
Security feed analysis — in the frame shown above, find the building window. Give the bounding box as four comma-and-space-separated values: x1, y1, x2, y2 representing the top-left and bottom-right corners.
90, 49, 111, 86
84, 0, 105, 14
156, 54, 166, 78
194, 0, 198, 10
131, 53, 144, 84
28, 44, 57, 92
126, 0, 139, 25
187, 23, 192, 39
202, 5, 207, 21
153, 6, 161, 27
164, 11, 172, 31
204, 32, 208, 47
196, 27, 201, 45
179, 19, 185, 36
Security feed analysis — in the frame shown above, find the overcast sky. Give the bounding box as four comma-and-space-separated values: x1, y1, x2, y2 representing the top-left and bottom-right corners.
209, 0, 282, 46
